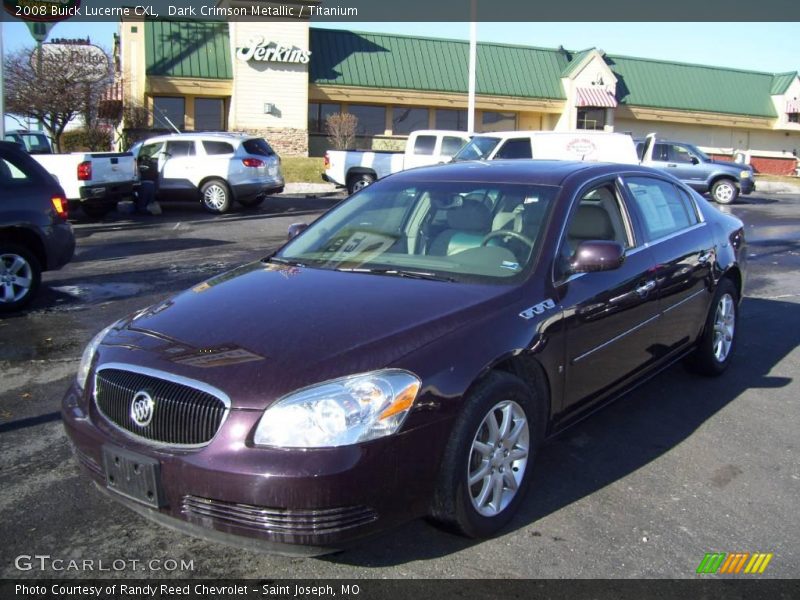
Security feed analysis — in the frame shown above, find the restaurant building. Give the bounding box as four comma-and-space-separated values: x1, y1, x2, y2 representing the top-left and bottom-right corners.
115, 17, 800, 174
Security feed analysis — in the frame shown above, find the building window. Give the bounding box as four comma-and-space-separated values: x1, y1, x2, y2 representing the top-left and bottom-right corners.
435, 109, 468, 131
194, 98, 225, 131
308, 102, 340, 133
392, 107, 429, 135
152, 97, 185, 130
789, 112, 799, 124
347, 105, 386, 136
577, 108, 606, 130
482, 111, 516, 132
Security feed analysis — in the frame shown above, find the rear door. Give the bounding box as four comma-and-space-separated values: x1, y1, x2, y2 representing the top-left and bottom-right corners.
621, 175, 714, 353
556, 178, 660, 417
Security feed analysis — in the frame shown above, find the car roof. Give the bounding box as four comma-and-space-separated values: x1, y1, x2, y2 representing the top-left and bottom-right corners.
140, 132, 257, 143
387, 159, 670, 187
473, 130, 630, 139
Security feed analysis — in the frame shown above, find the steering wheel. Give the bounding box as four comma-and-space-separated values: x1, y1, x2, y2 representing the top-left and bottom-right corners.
481, 230, 535, 250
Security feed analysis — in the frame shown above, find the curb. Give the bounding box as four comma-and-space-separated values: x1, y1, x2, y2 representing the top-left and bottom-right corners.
754, 179, 800, 195
282, 182, 340, 195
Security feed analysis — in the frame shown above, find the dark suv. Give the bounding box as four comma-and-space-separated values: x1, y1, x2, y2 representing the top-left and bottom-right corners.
0, 142, 75, 312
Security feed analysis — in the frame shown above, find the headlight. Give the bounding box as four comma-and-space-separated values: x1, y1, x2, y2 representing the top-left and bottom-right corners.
254, 370, 421, 448
76, 323, 115, 390
740, 170, 752, 178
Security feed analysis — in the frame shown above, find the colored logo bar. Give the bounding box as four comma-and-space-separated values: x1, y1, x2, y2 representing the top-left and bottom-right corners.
696, 552, 773, 574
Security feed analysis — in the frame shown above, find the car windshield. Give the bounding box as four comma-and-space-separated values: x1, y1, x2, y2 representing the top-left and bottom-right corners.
453, 136, 502, 161
686, 144, 710, 161
276, 180, 559, 283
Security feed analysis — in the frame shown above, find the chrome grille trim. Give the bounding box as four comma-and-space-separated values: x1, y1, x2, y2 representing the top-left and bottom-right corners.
93, 362, 230, 448
181, 495, 378, 535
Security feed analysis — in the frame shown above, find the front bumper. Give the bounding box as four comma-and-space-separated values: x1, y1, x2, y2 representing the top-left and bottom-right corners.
740, 177, 755, 195
61, 381, 445, 551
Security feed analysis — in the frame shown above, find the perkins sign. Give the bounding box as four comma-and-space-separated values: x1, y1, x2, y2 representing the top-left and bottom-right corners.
236, 36, 311, 65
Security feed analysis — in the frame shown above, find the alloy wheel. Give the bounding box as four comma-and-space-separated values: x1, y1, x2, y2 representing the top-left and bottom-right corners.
715, 182, 735, 203
467, 400, 530, 517
203, 184, 227, 210
0, 253, 33, 304
712, 293, 736, 362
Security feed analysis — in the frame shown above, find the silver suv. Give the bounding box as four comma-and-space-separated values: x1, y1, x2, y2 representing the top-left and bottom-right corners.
132, 132, 284, 213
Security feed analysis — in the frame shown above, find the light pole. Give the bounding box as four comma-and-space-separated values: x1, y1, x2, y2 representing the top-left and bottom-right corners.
467, 0, 477, 133
0, 23, 5, 138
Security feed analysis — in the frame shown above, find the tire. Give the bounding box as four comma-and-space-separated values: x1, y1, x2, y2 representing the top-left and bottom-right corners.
238, 197, 264, 209
430, 371, 542, 538
82, 203, 114, 219
685, 278, 739, 376
200, 179, 232, 214
711, 179, 738, 205
0, 244, 42, 313
347, 173, 375, 195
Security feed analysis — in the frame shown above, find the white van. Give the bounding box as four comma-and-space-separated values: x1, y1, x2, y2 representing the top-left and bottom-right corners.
453, 130, 639, 164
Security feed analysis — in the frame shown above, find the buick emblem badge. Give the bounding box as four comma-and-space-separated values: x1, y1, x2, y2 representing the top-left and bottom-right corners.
130, 390, 155, 427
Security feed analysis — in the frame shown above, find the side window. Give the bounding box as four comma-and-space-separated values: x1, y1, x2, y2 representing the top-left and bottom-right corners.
494, 138, 532, 159
676, 186, 701, 223
413, 135, 436, 156
441, 136, 467, 157
557, 183, 631, 277
670, 144, 695, 164
625, 176, 697, 240
138, 142, 163, 160
0, 155, 34, 186
651, 143, 669, 161
165, 140, 196, 158
202, 141, 234, 155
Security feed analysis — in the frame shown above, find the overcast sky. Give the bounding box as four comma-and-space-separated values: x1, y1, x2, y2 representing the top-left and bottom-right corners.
2, 21, 798, 73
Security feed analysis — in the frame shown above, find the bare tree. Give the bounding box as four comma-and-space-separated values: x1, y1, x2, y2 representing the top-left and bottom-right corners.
3, 44, 112, 152
325, 113, 358, 150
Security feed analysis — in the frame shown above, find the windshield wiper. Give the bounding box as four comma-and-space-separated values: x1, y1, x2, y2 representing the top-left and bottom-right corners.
336, 267, 456, 282
264, 255, 308, 268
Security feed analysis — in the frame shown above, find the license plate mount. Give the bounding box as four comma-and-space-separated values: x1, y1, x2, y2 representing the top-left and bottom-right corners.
102, 445, 165, 508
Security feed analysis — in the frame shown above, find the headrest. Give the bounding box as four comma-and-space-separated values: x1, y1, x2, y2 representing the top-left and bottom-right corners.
570, 204, 614, 241
446, 199, 492, 231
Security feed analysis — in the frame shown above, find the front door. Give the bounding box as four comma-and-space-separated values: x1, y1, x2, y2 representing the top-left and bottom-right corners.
159, 140, 198, 193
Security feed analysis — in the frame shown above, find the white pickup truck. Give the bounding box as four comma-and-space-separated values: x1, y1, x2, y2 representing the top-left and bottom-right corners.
33, 152, 137, 218
323, 130, 471, 194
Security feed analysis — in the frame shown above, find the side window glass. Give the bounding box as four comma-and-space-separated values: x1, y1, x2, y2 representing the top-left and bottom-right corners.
202, 141, 234, 155
139, 143, 163, 160
676, 186, 700, 224
0, 156, 34, 186
166, 141, 196, 158
670, 145, 694, 164
441, 136, 467, 157
413, 135, 436, 156
494, 138, 532, 159
653, 144, 669, 161
626, 176, 695, 240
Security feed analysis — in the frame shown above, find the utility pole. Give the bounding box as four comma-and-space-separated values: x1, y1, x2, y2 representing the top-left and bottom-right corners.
0, 23, 5, 138
467, 0, 477, 133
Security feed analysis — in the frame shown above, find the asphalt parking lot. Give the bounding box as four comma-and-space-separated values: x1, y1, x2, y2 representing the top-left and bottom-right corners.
1, 190, 798, 579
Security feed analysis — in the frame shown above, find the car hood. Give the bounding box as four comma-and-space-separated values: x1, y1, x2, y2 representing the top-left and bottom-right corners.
98, 260, 520, 409
710, 159, 750, 171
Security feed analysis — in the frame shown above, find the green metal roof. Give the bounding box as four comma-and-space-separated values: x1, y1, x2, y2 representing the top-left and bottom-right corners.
560, 48, 595, 78
607, 55, 779, 117
770, 72, 798, 95
145, 20, 232, 79
309, 29, 568, 100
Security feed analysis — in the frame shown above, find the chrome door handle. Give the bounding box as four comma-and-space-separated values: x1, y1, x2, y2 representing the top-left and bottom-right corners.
635, 280, 656, 296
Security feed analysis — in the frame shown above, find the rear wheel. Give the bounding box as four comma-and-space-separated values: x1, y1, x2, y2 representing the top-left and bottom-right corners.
200, 179, 232, 214
347, 173, 375, 195
0, 244, 41, 312
430, 371, 541, 538
82, 203, 114, 219
686, 278, 739, 376
711, 179, 738, 205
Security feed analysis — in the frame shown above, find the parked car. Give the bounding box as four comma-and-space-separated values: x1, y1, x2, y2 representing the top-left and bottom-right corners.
3, 129, 53, 154
130, 132, 284, 214
323, 130, 472, 194
63, 160, 746, 552
33, 151, 137, 219
453, 130, 640, 164
636, 136, 755, 204
0, 142, 75, 312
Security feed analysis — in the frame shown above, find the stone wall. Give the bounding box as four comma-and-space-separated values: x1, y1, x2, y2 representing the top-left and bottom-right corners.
251, 128, 308, 157
709, 153, 798, 176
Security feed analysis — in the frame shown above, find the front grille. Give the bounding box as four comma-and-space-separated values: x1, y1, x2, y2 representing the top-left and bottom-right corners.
94, 368, 228, 446
181, 495, 378, 535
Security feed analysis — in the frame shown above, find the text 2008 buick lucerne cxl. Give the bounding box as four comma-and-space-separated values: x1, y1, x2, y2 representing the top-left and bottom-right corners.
63, 160, 746, 554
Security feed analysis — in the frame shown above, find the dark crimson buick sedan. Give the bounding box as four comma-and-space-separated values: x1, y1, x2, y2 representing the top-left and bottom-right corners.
63, 161, 746, 553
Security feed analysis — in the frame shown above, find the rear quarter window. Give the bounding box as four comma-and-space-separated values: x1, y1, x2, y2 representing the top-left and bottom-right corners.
242, 138, 275, 157
203, 141, 234, 155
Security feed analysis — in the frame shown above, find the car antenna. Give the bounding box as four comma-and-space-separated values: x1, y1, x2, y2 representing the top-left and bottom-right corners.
152, 105, 182, 134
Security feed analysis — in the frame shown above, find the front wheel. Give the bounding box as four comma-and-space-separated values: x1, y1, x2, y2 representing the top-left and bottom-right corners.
200, 179, 232, 214
0, 244, 42, 313
430, 372, 541, 538
347, 173, 375, 195
685, 278, 739, 376
711, 179, 739, 205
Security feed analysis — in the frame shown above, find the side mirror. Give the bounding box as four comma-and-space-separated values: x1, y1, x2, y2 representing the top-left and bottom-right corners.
570, 240, 625, 274
690, 156, 700, 165
287, 222, 308, 240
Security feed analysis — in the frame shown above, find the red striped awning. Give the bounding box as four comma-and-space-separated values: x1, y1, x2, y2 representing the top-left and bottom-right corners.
576, 87, 618, 108
786, 100, 800, 114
